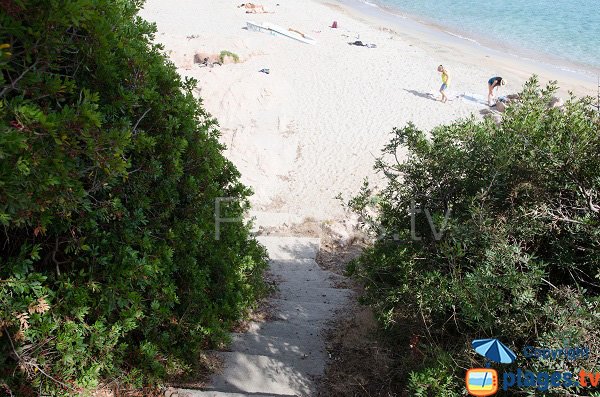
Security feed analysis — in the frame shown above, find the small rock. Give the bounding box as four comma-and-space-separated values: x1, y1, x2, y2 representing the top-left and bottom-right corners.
549, 96, 564, 109
164, 388, 178, 397
322, 220, 354, 247
193, 52, 219, 65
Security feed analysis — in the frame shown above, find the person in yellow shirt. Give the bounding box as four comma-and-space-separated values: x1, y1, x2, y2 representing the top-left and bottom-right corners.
437, 65, 449, 103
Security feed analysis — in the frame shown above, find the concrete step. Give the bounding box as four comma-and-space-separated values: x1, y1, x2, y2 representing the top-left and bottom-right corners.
271, 269, 346, 288
229, 323, 327, 361
243, 320, 325, 339
225, 332, 327, 374
207, 351, 315, 396
276, 284, 352, 304
269, 259, 323, 273
256, 236, 320, 260
175, 391, 290, 397
247, 211, 304, 232
271, 299, 339, 324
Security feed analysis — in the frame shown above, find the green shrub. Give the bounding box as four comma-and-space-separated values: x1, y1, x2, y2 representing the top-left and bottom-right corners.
218, 50, 240, 64
407, 349, 461, 397
0, 0, 267, 395
347, 78, 600, 394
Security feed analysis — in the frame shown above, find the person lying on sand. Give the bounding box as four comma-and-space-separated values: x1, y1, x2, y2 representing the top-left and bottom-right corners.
288, 28, 307, 38
348, 40, 376, 48
437, 65, 449, 103
238, 3, 269, 13
488, 76, 506, 106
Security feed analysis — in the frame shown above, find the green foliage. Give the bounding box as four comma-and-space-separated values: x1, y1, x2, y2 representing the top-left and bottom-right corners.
0, 0, 267, 395
218, 50, 240, 64
407, 351, 461, 397
347, 78, 600, 394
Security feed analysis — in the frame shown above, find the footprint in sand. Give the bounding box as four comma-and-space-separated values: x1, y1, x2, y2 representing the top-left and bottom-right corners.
278, 116, 298, 137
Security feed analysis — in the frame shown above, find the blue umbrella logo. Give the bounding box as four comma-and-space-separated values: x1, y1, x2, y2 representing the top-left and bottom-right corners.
472, 338, 517, 364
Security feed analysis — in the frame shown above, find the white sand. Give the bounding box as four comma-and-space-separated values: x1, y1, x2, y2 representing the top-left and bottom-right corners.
140, 0, 598, 220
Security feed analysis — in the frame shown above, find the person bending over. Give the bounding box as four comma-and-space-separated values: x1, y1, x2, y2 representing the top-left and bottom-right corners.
488, 76, 506, 106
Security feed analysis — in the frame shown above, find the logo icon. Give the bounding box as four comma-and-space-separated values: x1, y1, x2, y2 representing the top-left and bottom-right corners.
467, 339, 516, 396
466, 368, 498, 396
472, 338, 517, 364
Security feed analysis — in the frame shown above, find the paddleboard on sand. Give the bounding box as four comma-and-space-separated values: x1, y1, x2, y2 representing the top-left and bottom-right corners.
247, 21, 316, 44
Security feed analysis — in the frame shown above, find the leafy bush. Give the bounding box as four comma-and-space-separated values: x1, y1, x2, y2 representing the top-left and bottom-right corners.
407, 350, 461, 397
0, 0, 267, 395
347, 78, 600, 394
218, 51, 240, 64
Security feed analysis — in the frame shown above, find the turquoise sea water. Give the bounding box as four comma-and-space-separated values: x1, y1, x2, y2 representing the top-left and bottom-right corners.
358, 0, 600, 71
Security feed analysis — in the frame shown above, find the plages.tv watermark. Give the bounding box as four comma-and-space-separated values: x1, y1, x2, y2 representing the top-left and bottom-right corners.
213, 197, 451, 241
214, 197, 243, 240
466, 338, 597, 396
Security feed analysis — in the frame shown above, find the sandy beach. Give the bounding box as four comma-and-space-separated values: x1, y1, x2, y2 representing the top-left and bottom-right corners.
140, 0, 599, 220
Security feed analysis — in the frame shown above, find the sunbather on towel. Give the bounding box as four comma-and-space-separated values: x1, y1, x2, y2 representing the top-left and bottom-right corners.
238, 3, 268, 13
348, 40, 376, 48
288, 28, 306, 38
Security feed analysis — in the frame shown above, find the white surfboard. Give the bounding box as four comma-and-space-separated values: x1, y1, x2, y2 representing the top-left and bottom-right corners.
247, 21, 316, 45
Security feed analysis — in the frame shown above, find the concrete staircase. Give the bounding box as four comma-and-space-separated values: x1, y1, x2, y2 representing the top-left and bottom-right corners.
175, 228, 352, 397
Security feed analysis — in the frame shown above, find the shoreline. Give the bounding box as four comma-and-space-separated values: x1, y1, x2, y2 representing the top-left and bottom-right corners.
325, 0, 599, 97
344, 0, 600, 80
